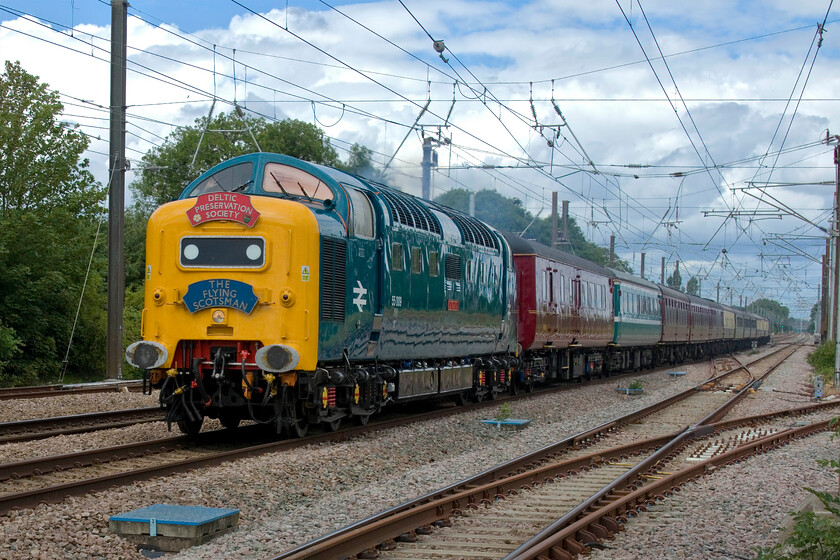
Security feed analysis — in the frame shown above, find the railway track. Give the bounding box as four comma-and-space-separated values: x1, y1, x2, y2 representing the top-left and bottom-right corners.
273, 342, 834, 559
0, 393, 543, 515
0, 344, 801, 521
0, 380, 144, 400
0, 407, 161, 444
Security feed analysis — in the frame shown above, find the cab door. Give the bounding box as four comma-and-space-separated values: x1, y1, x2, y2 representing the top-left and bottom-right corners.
345, 187, 381, 359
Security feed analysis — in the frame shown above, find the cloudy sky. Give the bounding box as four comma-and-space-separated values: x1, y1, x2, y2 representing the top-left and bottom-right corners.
1, 0, 838, 320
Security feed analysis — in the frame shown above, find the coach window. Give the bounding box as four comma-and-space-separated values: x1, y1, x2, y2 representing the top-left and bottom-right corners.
262, 163, 333, 201
559, 275, 565, 303
347, 187, 375, 238
549, 272, 555, 304
391, 243, 404, 271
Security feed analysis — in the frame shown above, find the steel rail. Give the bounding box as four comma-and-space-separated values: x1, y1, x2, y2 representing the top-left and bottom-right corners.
505, 343, 801, 558
506, 418, 832, 560
695, 343, 800, 426
0, 407, 161, 444
271, 344, 799, 559
0, 380, 144, 400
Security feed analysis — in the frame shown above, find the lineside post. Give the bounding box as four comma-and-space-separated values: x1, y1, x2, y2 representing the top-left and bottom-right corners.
834, 141, 840, 387
107, 0, 128, 379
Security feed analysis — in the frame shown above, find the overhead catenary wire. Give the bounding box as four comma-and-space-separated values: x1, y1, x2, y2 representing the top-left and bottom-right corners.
0, 1, 830, 308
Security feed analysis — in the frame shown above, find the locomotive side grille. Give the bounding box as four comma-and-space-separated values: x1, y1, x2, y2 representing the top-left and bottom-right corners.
447, 213, 499, 250
320, 237, 346, 322
379, 190, 442, 236
445, 254, 461, 280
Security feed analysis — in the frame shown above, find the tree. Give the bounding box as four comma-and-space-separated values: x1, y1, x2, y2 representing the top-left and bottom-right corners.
748, 298, 790, 332
130, 112, 340, 210
666, 267, 683, 292
0, 61, 107, 385
340, 143, 387, 182
686, 276, 699, 296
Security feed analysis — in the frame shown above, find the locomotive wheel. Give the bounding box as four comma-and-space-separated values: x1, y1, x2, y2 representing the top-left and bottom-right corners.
488, 389, 498, 401
177, 416, 204, 436
218, 411, 241, 430
454, 392, 467, 406
324, 418, 342, 432
525, 378, 535, 393
354, 414, 370, 426
510, 379, 520, 396
286, 406, 309, 438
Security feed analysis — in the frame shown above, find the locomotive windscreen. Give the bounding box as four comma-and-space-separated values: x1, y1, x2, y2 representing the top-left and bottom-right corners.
179, 236, 266, 268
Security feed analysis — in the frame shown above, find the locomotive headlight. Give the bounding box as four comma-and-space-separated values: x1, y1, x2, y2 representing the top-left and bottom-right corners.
255, 344, 300, 373
125, 341, 168, 370
211, 309, 227, 324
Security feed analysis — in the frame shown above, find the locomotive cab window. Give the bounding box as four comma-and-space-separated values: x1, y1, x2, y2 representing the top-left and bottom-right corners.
262, 163, 333, 202
347, 187, 375, 238
188, 162, 254, 197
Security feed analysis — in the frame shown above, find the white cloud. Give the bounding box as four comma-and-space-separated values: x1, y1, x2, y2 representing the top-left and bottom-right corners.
1, 0, 837, 315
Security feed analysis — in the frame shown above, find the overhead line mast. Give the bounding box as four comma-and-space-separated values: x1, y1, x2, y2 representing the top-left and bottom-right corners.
107, 0, 128, 379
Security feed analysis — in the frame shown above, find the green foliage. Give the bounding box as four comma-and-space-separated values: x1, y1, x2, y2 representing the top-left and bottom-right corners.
130, 112, 340, 211
0, 61, 107, 386
338, 143, 388, 182
0, 322, 21, 373
628, 379, 644, 390
124, 206, 149, 291
686, 276, 699, 296
434, 189, 632, 272
0, 61, 101, 216
808, 342, 835, 382
496, 402, 513, 421
749, 298, 791, 332
666, 267, 682, 292
121, 286, 145, 380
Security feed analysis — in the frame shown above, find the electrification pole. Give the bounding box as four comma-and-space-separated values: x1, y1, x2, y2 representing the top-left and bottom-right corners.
107, 0, 128, 379
834, 140, 840, 387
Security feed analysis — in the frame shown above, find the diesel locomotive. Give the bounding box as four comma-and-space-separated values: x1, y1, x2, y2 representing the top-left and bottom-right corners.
126, 152, 770, 436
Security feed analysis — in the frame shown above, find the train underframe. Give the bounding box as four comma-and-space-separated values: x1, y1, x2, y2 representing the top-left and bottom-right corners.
151, 340, 520, 437
520, 337, 767, 384
151, 336, 766, 437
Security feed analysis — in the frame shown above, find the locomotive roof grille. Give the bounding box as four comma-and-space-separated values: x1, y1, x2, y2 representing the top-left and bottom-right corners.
447, 213, 499, 250
378, 190, 441, 235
